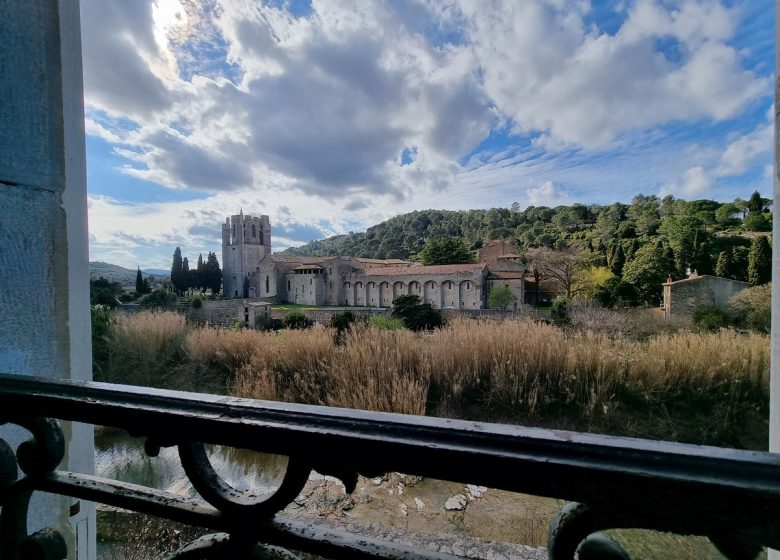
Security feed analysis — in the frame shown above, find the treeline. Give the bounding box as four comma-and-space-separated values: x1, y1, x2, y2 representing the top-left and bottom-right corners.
285, 192, 772, 303
170, 248, 222, 296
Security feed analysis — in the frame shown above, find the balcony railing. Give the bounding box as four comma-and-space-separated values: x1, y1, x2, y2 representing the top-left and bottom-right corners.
0, 372, 778, 559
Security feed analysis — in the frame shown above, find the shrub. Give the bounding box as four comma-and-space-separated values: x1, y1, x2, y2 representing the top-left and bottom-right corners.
693, 305, 733, 332
487, 285, 517, 309
139, 288, 177, 309
367, 314, 405, 330
550, 297, 570, 326
390, 295, 443, 331
91, 305, 114, 379
191, 295, 203, 309
730, 284, 771, 333
283, 310, 312, 330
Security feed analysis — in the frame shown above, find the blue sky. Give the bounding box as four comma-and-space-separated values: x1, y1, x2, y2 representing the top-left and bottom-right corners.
81, 0, 774, 269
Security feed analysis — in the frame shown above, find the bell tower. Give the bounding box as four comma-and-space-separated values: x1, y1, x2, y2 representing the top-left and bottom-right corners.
221, 211, 271, 297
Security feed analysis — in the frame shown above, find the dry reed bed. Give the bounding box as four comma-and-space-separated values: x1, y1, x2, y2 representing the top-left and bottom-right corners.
108, 312, 770, 422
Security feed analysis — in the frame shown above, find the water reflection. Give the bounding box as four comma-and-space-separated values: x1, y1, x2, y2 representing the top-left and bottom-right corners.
95, 429, 289, 498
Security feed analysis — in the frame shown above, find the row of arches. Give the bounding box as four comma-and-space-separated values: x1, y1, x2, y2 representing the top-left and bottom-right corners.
342, 280, 478, 308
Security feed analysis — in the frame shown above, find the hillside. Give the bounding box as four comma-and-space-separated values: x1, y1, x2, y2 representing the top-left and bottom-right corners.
90, 262, 167, 286
283, 193, 770, 302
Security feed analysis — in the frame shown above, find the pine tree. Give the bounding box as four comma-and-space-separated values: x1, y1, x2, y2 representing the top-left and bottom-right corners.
748, 190, 765, 214
715, 250, 733, 279
748, 235, 772, 286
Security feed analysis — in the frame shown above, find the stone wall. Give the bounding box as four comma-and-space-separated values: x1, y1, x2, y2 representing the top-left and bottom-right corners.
664, 275, 749, 320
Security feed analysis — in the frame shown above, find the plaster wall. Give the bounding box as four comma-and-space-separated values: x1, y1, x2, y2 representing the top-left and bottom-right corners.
0, 1, 95, 557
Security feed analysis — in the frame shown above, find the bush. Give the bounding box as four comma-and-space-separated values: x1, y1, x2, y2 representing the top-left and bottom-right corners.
139, 288, 177, 309
390, 295, 443, 331
367, 314, 405, 330
730, 284, 771, 333
283, 310, 312, 330
191, 295, 203, 309
693, 305, 733, 332
550, 297, 570, 326
487, 285, 517, 309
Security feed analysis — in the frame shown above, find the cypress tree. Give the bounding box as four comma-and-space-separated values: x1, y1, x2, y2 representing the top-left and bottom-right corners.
196, 254, 204, 292
748, 235, 772, 286
171, 247, 184, 296
135, 267, 144, 294
610, 243, 625, 276
715, 250, 733, 279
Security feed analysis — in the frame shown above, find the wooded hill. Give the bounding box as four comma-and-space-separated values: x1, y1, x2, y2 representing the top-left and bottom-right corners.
283, 192, 772, 302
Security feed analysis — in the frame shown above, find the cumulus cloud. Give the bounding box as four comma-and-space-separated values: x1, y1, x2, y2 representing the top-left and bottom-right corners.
79, 0, 772, 267
448, 0, 767, 148
527, 181, 571, 207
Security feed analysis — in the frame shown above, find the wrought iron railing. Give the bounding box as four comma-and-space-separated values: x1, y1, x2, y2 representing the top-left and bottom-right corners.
0, 372, 778, 559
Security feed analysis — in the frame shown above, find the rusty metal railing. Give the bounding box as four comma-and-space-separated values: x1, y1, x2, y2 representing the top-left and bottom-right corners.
0, 373, 778, 559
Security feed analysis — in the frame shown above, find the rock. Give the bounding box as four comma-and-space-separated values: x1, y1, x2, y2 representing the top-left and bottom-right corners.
414, 497, 425, 512
397, 483, 404, 495
372, 477, 383, 486
399, 503, 408, 516
444, 494, 468, 511
466, 484, 487, 499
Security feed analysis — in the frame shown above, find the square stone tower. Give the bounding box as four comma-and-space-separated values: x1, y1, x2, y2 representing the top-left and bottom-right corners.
222, 210, 271, 297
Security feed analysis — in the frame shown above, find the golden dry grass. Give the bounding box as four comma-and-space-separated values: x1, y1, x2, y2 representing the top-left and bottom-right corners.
105, 314, 769, 446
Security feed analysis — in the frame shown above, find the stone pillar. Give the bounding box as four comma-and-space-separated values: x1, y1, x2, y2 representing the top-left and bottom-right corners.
0, 1, 95, 558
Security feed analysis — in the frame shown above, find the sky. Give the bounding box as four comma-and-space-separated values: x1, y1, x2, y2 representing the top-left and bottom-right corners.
81, 0, 775, 269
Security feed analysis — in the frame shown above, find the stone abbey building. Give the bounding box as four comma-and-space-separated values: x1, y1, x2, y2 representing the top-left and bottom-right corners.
222, 211, 525, 309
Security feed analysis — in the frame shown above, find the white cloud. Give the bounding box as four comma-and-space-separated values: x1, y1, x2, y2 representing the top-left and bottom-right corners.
449, 0, 767, 148
527, 181, 571, 207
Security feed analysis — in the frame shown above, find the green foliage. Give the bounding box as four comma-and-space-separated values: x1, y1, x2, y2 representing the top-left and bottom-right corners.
203, 252, 223, 295
90, 305, 114, 378
729, 284, 771, 333
367, 314, 405, 330
283, 310, 312, 330
609, 242, 625, 276
135, 267, 151, 294
90, 277, 123, 308
715, 250, 733, 278
550, 297, 570, 326
742, 212, 771, 232
487, 285, 517, 309
693, 305, 733, 332
331, 310, 359, 344
191, 295, 203, 309
593, 277, 638, 308
621, 244, 673, 304
748, 235, 771, 286
417, 237, 476, 265
171, 247, 186, 295
390, 294, 443, 331
139, 288, 177, 309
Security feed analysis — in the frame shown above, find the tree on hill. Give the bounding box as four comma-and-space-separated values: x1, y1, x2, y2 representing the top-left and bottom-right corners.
609, 242, 625, 276
417, 237, 476, 265
621, 243, 673, 304
196, 254, 204, 292
90, 277, 122, 308
487, 285, 517, 309
748, 190, 771, 214
524, 247, 582, 298
748, 235, 771, 286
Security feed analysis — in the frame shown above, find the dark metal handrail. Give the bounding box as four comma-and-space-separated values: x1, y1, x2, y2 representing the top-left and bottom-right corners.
0, 372, 776, 559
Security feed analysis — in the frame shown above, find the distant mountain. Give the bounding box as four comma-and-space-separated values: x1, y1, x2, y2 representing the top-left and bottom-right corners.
142, 268, 169, 276
90, 262, 167, 286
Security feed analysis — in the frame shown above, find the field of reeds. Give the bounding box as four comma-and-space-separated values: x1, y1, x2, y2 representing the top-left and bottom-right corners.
97, 311, 770, 449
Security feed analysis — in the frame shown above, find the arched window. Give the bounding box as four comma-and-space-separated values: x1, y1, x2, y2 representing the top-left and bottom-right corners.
265, 275, 269, 293
252, 225, 256, 237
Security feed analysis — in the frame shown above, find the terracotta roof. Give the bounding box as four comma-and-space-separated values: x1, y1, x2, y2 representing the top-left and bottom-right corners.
293, 264, 323, 270
355, 258, 413, 265
488, 271, 525, 279
364, 263, 487, 276
272, 254, 325, 264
